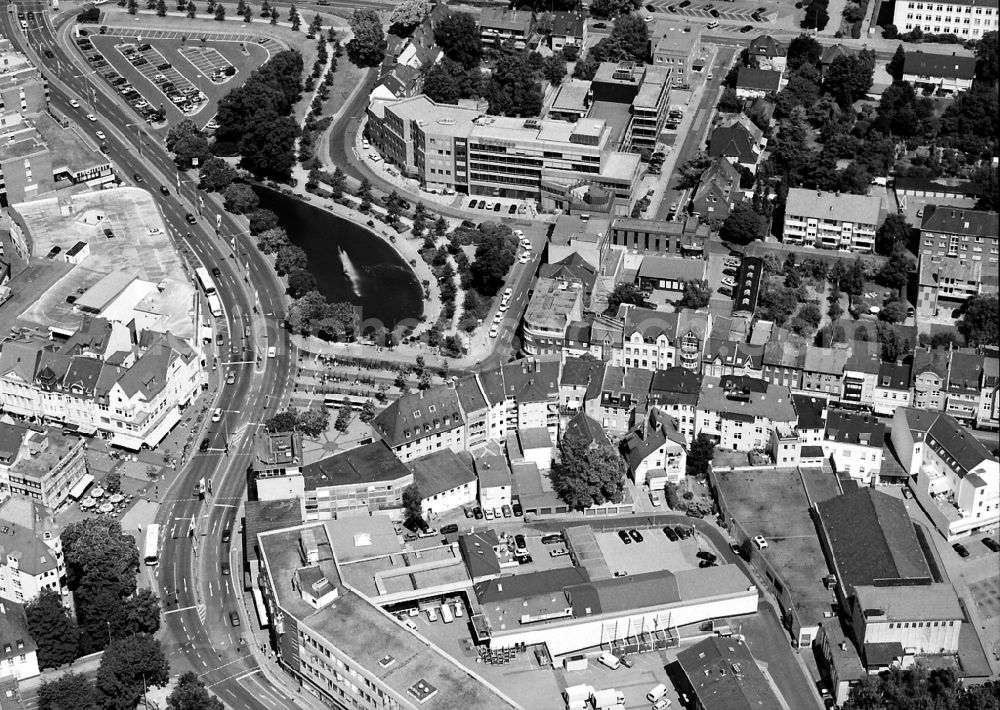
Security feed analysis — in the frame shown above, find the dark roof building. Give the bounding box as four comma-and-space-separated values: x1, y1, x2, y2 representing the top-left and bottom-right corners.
371, 387, 465, 448
815, 488, 932, 590
407, 449, 476, 499
691, 158, 744, 220
735, 67, 782, 94
920, 206, 998, 240
563, 410, 611, 448
676, 636, 784, 710
302, 441, 412, 491
902, 51, 976, 80
648, 366, 702, 407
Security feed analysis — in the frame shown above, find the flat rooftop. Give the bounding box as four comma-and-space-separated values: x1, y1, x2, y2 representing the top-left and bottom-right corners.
259, 524, 518, 710
524, 277, 582, 330
301, 440, 411, 490
35, 113, 109, 175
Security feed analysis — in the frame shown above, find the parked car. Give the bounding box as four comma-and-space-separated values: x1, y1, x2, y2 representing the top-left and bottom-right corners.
752, 534, 768, 550
199, 438, 210, 452
952, 542, 970, 558
514, 534, 527, 552
440, 523, 459, 535
501, 504, 512, 517
541, 534, 564, 545
676, 525, 692, 539
663, 526, 679, 542
628, 529, 643, 543
696, 550, 717, 563
229, 612, 240, 627
512, 501, 523, 516
473, 507, 484, 519
617, 530, 632, 544
549, 547, 569, 557
982, 537, 1000, 553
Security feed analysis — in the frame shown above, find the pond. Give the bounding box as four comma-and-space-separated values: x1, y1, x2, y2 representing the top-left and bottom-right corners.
253, 187, 424, 329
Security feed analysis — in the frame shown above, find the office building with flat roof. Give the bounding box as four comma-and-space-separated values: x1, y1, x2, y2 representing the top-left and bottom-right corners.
892, 0, 998, 40
521, 277, 584, 357
651, 24, 702, 83
0, 116, 52, 206
301, 441, 414, 518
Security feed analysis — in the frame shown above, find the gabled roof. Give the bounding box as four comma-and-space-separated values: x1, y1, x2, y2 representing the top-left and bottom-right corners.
924, 411, 994, 476
63, 355, 104, 397
876, 361, 911, 390
623, 409, 685, 472
786, 188, 883, 225
550, 11, 586, 37
708, 123, 759, 164
920, 205, 999, 238
793, 394, 826, 430
704, 341, 763, 370
637, 255, 707, 283
820, 43, 856, 65
302, 440, 411, 490
372, 386, 464, 447
735, 67, 781, 92
563, 410, 610, 448
479, 7, 533, 32
748, 35, 786, 59
560, 356, 606, 389
454, 374, 488, 415
649, 366, 702, 407
408, 449, 476, 498
912, 348, 950, 380
624, 306, 677, 340
903, 51, 976, 80
500, 358, 560, 404
677, 637, 784, 710
825, 410, 885, 448
114, 342, 179, 400
0, 338, 46, 384
539, 252, 597, 292
803, 345, 850, 375
763, 338, 808, 369
947, 350, 984, 392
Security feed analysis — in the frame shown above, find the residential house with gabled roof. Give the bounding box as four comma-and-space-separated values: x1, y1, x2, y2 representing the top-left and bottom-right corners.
840, 340, 881, 411
977, 353, 999, 431
479, 8, 534, 49
793, 393, 827, 449
872, 360, 913, 416
675, 309, 711, 373
902, 51, 976, 93
648, 366, 702, 443
707, 114, 765, 173
734, 67, 782, 100
916, 253, 985, 317
622, 408, 687, 489
696, 375, 796, 452
622, 307, 678, 372
370, 64, 422, 102
587, 365, 652, 437
371, 386, 467, 462
762, 336, 808, 390
0, 598, 39, 681
690, 158, 743, 221
911, 347, 950, 411
802, 346, 850, 397
945, 350, 983, 424
822, 411, 886, 485
559, 357, 605, 416
455, 374, 492, 448
562, 410, 610, 450
549, 11, 587, 51
702, 341, 763, 379
747, 35, 787, 71
587, 313, 625, 365
0, 497, 65, 606
499, 357, 561, 439
891, 408, 999, 539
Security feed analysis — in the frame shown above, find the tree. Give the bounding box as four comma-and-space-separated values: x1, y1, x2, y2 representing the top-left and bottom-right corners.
687, 433, 716, 479
38, 672, 100, 710
214, 3, 225, 20
271, 7, 278, 24
104, 469, 121, 494
186, 1, 196, 17
257, 227, 290, 254
402, 484, 423, 524
167, 671, 224, 710
119, 588, 161, 637
877, 322, 907, 361
677, 279, 711, 309
573, 54, 599, 80
166, 119, 211, 168
248, 208, 280, 235
786, 33, 822, 70
359, 400, 376, 423
878, 244, 914, 293
329, 166, 346, 199
541, 54, 567, 85
886, 44, 906, 82
664, 481, 680, 509
347, 9, 385, 67
791, 302, 822, 335
486, 51, 543, 117
589, 0, 641, 18
720, 203, 765, 245
238, 114, 299, 180
299, 406, 330, 437
27, 589, 80, 669
875, 214, 911, 255
287, 268, 317, 298
975, 30, 999, 85
823, 49, 876, 106
199, 157, 236, 191
334, 404, 350, 432
552, 433, 626, 510
957, 294, 999, 346
265, 410, 299, 433
879, 299, 908, 323
605, 282, 648, 315
275, 245, 308, 275
802, 0, 829, 30
222, 183, 259, 214
95, 634, 169, 710
388, 0, 431, 32
434, 11, 481, 69
842, 666, 975, 710
677, 152, 712, 189
422, 57, 479, 104
156, 0, 167, 15
608, 14, 649, 61
469, 227, 516, 295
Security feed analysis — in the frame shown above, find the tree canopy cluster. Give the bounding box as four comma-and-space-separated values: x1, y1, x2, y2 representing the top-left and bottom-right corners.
347, 9, 385, 67
574, 14, 649, 79
957, 294, 999, 347
214, 50, 303, 180
264, 406, 331, 437
844, 666, 999, 710
286, 290, 361, 340
552, 429, 627, 510
166, 119, 211, 169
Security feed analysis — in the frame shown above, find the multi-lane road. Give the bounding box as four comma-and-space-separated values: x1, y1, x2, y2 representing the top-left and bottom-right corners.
3, 5, 310, 708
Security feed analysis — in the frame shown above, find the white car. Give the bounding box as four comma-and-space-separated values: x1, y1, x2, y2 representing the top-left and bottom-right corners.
488, 324, 499, 338
752, 535, 768, 550
95, 130, 106, 140
503, 287, 513, 298
518, 253, 530, 264
492, 312, 502, 324
724, 258, 741, 268
69, 99, 81, 109
86, 113, 97, 122
404, 619, 417, 630
521, 241, 532, 251
513, 229, 524, 238
498, 302, 508, 313
212, 408, 222, 422
362, 138, 370, 149
368, 152, 381, 162
722, 276, 737, 287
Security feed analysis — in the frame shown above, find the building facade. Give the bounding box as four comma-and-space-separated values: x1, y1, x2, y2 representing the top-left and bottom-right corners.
892, 0, 998, 40
783, 188, 883, 252
919, 205, 999, 265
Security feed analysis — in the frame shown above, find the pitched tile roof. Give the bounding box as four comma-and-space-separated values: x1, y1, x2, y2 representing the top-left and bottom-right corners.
920, 205, 999, 238
735, 67, 781, 92
903, 51, 976, 80
372, 386, 465, 447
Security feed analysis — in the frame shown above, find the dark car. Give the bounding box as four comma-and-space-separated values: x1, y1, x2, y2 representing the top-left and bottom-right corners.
676, 526, 692, 539
185, 213, 197, 224
493, 202, 502, 212
517, 554, 533, 565
221, 562, 230, 576
440, 523, 459, 535
618, 530, 632, 544
473, 507, 484, 519
157, 62, 171, 70
594, 21, 607, 28
740, 24, 754, 32
982, 537, 1000, 552
952, 542, 970, 558
663, 526, 679, 542
719, 286, 733, 296
160, 185, 169, 196
138, 43, 152, 51
508, 204, 518, 214
541, 533, 564, 545
696, 550, 718, 562
212, 267, 222, 277
699, 559, 717, 568
618, 655, 634, 668
646, 3, 657, 9
710, 8, 721, 16
468, 199, 479, 209
730, 542, 742, 556
512, 501, 523, 516
199, 438, 210, 452
229, 612, 240, 627
44, 49, 55, 58
132, 172, 145, 183
222, 528, 231, 544
628, 529, 643, 543
514, 534, 528, 552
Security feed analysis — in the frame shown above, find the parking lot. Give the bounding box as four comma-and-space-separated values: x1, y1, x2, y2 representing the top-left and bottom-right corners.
647, 0, 775, 24
72, 28, 268, 129
594, 527, 707, 576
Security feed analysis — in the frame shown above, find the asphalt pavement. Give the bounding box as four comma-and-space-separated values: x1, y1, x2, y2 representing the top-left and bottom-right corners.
6, 8, 308, 709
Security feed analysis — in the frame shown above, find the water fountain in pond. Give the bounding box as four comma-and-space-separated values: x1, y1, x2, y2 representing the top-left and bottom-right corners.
339, 247, 362, 296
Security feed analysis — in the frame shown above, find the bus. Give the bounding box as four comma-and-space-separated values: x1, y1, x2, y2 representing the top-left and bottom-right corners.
144, 523, 160, 566
251, 587, 270, 629
324, 394, 370, 410
195, 267, 217, 295
207, 293, 223, 318
440, 603, 453, 624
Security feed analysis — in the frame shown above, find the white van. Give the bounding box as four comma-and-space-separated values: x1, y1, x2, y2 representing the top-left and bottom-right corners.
440, 603, 454, 624
426, 607, 438, 622
597, 651, 621, 670
267, 345, 277, 358
647, 683, 669, 703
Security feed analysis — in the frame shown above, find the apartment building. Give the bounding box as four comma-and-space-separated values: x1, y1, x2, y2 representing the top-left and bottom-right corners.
802, 345, 851, 397
0, 425, 88, 511
479, 8, 534, 49
588, 366, 652, 437
901, 51, 976, 93
840, 341, 881, 411
250, 431, 305, 502
647, 366, 701, 443
0, 599, 39, 681
690, 158, 744, 221
301, 441, 414, 519
978, 354, 998, 431
892, 0, 998, 40
892, 407, 999, 540
695, 376, 796, 452
622, 408, 687, 489
872, 360, 913, 416
916, 254, 985, 317
521, 277, 584, 357
762, 338, 807, 390
0, 115, 53, 206
559, 357, 606, 415
366, 95, 641, 205
0, 324, 204, 451
407, 449, 477, 518
919, 205, 998, 264
256, 524, 520, 710
911, 348, 950, 411
651, 24, 702, 83
590, 61, 673, 154
622, 307, 711, 373
822, 411, 885, 485
945, 350, 983, 424
0, 498, 64, 604
607, 216, 709, 255
783, 188, 883, 252
734, 67, 782, 99
371, 386, 467, 462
